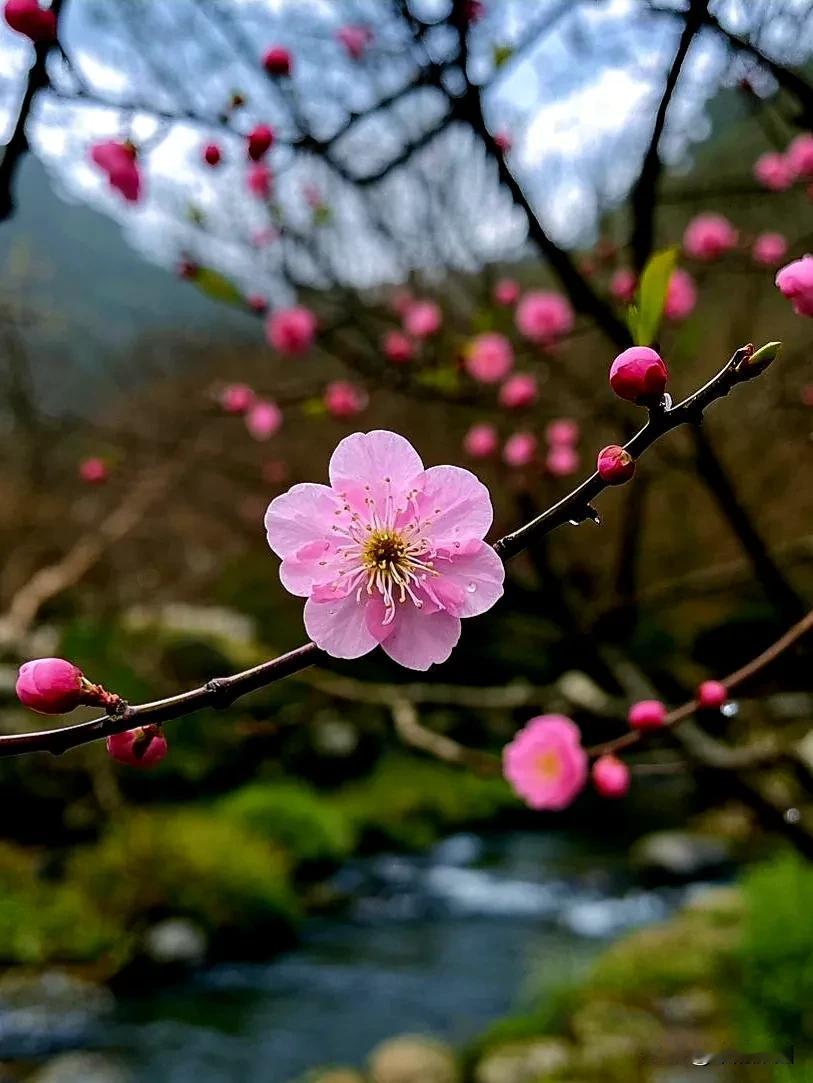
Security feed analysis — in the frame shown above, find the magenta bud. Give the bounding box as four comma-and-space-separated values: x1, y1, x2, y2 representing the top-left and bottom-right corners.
609, 346, 668, 404
106, 725, 168, 769
4, 0, 57, 42
263, 46, 292, 76
628, 699, 667, 730
597, 444, 635, 484
247, 123, 274, 161
592, 755, 630, 798
16, 658, 86, 715
697, 680, 727, 710
203, 143, 222, 167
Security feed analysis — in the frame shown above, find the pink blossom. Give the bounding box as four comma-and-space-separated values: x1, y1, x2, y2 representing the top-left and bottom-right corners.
220, 383, 255, 414
776, 256, 813, 317
265, 430, 505, 669
597, 444, 635, 485
203, 143, 222, 167
592, 755, 630, 799
752, 232, 788, 266
503, 715, 588, 810
786, 133, 813, 179
494, 278, 520, 306
266, 305, 317, 354
546, 445, 579, 477
246, 400, 282, 440
337, 24, 373, 60
263, 46, 292, 77
515, 291, 574, 344
463, 423, 499, 460
106, 726, 168, 769
609, 268, 637, 304
403, 300, 442, 338
628, 699, 667, 730
4, 0, 56, 42
697, 680, 727, 709
663, 268, 697, 322
493, 130, 512, 153
247, 162, 273, 199
545, 418, 579, 447
683, 213, 738, 261
609, 346, 668, 403
499, 373, 537, 409
90, 141, 141, 203
503, 431, 537, 468
754, 151, 794, 191
324, 380, 367, 419
79, 457, 108, 485
465, 332, 514, 384
247, 123, 275, 161
16, 658, 85, 715
383, 329, 415, 363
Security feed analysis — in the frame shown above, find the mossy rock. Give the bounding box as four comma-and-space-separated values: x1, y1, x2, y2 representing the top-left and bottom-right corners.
473, 1038, 572, 1083
368, 1036, 459, 1083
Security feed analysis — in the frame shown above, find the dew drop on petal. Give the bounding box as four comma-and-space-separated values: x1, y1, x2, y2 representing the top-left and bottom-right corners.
466, 582, 477, 593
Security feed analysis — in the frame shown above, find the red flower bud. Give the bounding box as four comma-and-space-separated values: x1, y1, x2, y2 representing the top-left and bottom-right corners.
697, 680, 727, 710
178, 259, 199, 280
106, 726, 168, 769
4, 0, 57, 42
203, 143, 222, 167
597, 444, 635, 484
592, 755, 630, 798
247, 124, 274, 161
609, 346, 668, 404
16, 658, 86, 714
628, 699, 667, 730
263, 46, 292, 76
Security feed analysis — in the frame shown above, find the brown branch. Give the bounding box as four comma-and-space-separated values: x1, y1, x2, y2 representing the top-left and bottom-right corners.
390, 699, 500, 775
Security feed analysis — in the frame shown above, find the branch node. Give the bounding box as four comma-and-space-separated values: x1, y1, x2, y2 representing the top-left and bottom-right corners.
205, 677, 235, 708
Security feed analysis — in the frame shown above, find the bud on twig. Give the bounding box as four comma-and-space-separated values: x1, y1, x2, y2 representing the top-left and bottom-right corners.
735, 340, 781, 379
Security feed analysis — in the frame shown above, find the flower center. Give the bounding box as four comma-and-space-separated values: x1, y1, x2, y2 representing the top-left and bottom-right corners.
535, 750, 561, 782
362, 529, 409, 572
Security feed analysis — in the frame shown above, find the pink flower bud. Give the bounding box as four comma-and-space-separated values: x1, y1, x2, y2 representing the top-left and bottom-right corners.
79, 457, 108, 485
246, 400, 282, 440
463, 0, 485, 22
220, 383, 255, 414
203, 143, 222, 167
90, 140, 142, 203
503, 431, 537, 468
247, 162, 273, 199
499, 373, 537, 409
247, 123, 275, 161
754, 151, 794, 191
266, 305, 317, 354
609, 346, 668, 404
106, 725, 168, 769
177, 259, 198, 280
786, 133, 813, 180
465, 332, 514, 383
247, 294, 268, 314
263, 46, 292, 77
383, 329, 415, 363
4, 0, 56, 42
597, 444, 635, 484
546, 444, 579, 477
752, 232, 788, 266
663, 268, 697, 322
403, 300, 442, 338
463, 423, 499, 460
16, 658, 86, 715
609, 268, 637, 304
683, 213, 738, 261
697, 680, 727, 710
516, 291, 574, 344
776, 256, 813, 317
628, 699, 667, 730
324, 380, 367, 419
545, 418, 580, 447
337, 24, 373, 60
494, 278, 520, 306
592, 755, 630, 798
493, 130, 512, 153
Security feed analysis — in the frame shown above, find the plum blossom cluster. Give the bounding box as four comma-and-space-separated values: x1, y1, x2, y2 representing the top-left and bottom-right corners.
753, 132, 813, 192
218, 382, 283, 442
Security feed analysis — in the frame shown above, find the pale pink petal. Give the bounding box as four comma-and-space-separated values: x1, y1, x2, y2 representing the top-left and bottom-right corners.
380, 604, 461, 670
279, 539, 344, 598
365, 597, 396, 643
265, 483, 347, 558
304, 592, 378, 659
433, 543, 505, 618
415, 465, 493, 545
329, 430, 423, 493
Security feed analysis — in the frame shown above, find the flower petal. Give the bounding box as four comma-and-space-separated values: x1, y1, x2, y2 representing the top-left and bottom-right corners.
279, 539, 344, 598
432, 543, 505, 618
328, 430, 424, 509
415, 465, 494, 546
265, 483, 347, 558
380, 604, 461, 670
304, 592, 377, 659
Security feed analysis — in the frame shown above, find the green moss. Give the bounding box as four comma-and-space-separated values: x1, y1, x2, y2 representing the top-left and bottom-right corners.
69, 810, 300, 952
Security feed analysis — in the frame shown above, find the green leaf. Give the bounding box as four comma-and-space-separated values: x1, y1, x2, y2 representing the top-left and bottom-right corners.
193, 268, 245, 307
416, 367, 460, 393
493, 43, 514, 68
301, 397, 327, 417
632, 247, 677, 346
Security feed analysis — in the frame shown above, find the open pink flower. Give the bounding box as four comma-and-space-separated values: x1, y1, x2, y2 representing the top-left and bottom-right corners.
683, 213, 738, 261
515, 291, 574, 344
464, 423, 499, 460
383, 329, 415, 363
246, 400, 282, 440
265, 430, 504, 670
754, 151, 793, 191
503, 431, 537, 468
499, 373, 537, 409
324, 380, 367, 419
494, 278, 520, 306
787, 133, 813, 179
337, 24, 373, 60
266, 305, 317, 354
663, 268, 697, 321
609, 268, 637, 304
403, 300, 442, 338
752, 232, 788, 266
503, 715, 588, 810
465, 332, 514, 383
776, 256, 813, 316
90, 141, 141, 203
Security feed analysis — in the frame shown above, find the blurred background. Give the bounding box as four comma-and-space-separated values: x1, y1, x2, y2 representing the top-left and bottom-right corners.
0, 1, 812, 1080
